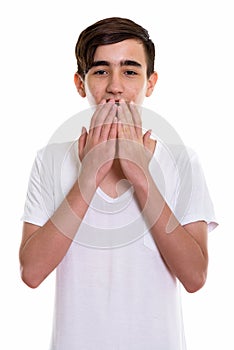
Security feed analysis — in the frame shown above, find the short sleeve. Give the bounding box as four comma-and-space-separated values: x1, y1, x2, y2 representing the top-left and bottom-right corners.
174, 148, 218, 232
21, 148, 54, 226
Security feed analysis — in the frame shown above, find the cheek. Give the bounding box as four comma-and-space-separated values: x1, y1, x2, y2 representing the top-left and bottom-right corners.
84, 82, 101, 104
130, 80, 148, 101
132, 88, 146, 105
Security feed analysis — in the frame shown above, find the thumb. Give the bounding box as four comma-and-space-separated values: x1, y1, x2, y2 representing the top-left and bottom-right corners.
143, 129, 152, 150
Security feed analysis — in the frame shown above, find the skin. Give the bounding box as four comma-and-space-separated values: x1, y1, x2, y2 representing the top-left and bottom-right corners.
19, 39, 208, 292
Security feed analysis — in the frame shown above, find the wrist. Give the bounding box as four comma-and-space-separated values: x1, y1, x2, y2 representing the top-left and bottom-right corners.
77, 170, 97, 203
129, 165, 151, 189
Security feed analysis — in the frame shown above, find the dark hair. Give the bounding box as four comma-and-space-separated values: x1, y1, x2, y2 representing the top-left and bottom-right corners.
75, 17, 155, 80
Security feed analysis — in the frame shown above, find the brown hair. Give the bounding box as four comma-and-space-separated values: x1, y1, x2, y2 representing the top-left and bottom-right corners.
75, 17, 155, 80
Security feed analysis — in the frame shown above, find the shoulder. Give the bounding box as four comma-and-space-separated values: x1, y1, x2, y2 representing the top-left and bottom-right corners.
37, 141, 78, 164
155, 140, 198, 167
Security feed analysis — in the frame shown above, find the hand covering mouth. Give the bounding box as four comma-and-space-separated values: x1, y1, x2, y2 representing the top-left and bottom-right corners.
106, 99, 120, 105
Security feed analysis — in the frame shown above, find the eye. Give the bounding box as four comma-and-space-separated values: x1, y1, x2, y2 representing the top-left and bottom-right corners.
124, 70, 138, 76
94, 70, 108, 75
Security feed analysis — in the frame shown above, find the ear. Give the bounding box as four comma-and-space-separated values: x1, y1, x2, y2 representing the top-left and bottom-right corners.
74, 73, 86, 98
145, 72, 158, 97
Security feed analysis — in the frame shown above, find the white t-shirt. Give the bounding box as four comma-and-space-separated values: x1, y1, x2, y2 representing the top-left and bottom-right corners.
22, 139, 217, 350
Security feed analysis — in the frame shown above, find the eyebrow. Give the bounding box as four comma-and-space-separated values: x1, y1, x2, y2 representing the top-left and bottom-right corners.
90, 60, 142, 68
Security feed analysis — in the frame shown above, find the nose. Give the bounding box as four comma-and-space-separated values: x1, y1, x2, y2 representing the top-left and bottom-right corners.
106, 71, 124, 96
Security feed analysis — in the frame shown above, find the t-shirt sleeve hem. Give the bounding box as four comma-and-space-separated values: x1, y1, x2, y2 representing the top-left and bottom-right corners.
180, 215, 219, 233
21, 215, 47, 227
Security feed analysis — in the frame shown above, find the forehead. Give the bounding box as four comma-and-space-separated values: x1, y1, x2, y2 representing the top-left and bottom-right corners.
93, 39, 147, 66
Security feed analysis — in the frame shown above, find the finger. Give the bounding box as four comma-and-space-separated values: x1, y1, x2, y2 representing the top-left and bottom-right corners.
143, 130, 153, 151
117, 119, 124, 139
118, 99, 133, 127
91, 101, 116, 140
117, 102, 135, 139
108, 117, 118, 140
88, 100, 105, 136
78, 127, 88, 160
99, 103, 117, 139
129, 102, 142, 138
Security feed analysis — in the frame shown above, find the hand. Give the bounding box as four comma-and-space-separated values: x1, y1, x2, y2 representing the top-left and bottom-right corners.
117, 100, 154, 185
78, 99, 118, 190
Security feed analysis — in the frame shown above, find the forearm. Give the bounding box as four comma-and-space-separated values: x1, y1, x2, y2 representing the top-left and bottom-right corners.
20, 177, 95, 288
20, 104, 118, 288
134, 170, 208, 292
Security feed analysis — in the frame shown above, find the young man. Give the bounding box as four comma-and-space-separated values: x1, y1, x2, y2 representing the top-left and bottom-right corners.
20, 17, 217, 349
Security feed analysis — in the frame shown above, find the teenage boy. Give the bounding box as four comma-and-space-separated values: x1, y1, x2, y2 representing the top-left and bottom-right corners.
20, 17, 217, 350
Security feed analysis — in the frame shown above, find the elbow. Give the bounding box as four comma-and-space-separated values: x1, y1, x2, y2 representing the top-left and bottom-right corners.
20, 265, 43, 289
183, 270, 207, 293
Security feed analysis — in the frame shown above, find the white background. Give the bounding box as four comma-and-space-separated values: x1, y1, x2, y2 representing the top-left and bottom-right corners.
0, 0, 233, 349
